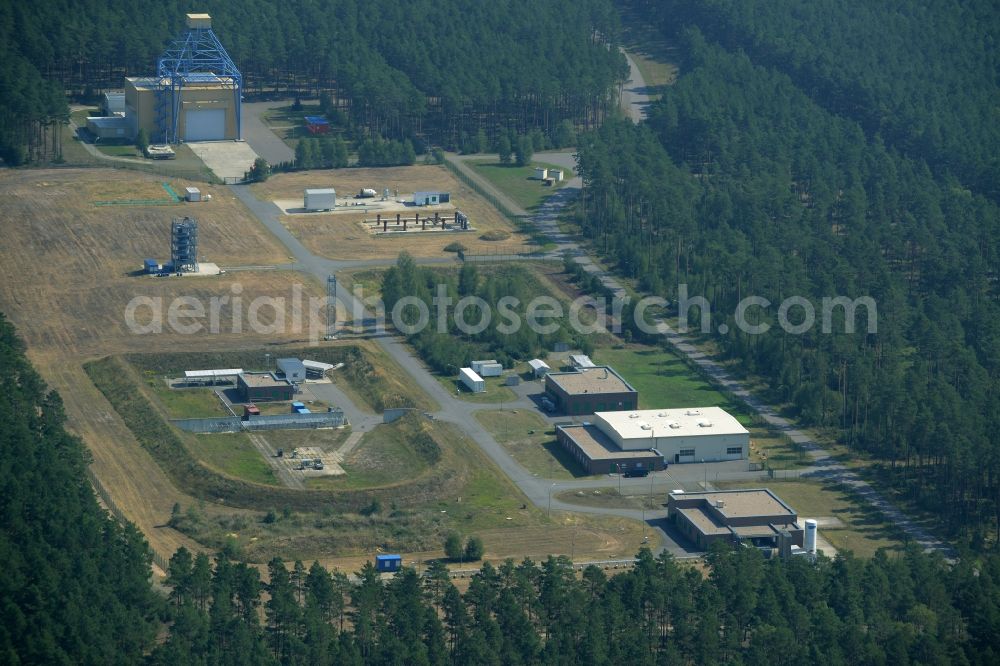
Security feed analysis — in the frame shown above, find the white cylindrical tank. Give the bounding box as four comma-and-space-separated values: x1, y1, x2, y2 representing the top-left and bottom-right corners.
805, 519, 818, 553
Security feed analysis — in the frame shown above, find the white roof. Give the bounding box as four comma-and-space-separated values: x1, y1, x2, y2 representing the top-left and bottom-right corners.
570, 354, 596, 368
596, 407, 748, 440
529, 359, 550, 370
305, 188, 336, 194
185, 187, 200, 193
184, 368, 243, 378
302, 359, 335, 371
472, 359, 498, 365
459, 367, 483, 381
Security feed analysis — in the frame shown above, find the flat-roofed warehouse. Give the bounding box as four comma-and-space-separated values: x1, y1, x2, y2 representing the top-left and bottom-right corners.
595, 407, 749, 464
544, 366, 638, 415
236, 372, 294, 402
667, 489, 803, 550
555, 423, 667, 475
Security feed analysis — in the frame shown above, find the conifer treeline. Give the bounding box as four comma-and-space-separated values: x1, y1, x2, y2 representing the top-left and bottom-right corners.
574, 14, 1000, 544
0, 0, 627, 162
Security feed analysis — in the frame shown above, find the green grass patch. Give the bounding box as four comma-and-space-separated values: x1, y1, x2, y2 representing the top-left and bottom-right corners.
95, 143, 139, 158
146, 384, 230, 419
471, 161, 571, 211
474, 409, 591, 479
555, 487, 651, 510
715, 479, 905, 559
592, 345, 736, 411
436, 374, 518, 404
308, 422, 431, 490
194, 433, 279, 485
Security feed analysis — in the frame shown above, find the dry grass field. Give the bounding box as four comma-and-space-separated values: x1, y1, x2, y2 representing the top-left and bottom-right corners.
250, 165, 539, 260
0, 167, 653, 569
0, 168, 329, 560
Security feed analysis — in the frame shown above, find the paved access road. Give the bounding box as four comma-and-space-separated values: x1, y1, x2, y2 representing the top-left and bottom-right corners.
228, 183, 711, 556
620, 49, 653, 123
445, 149, 956, 560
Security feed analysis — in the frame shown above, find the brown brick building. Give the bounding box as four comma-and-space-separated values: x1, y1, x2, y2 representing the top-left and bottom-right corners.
544, 366, 637, 416
667, 489, 804, 550
555, 423, 667, 475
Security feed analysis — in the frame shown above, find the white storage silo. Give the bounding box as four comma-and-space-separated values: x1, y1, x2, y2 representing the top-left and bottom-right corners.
804, 519, 818, 553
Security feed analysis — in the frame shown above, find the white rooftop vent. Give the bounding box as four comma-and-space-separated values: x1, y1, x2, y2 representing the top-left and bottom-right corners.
629, 413, 640, 418
698, 420, 713, 427
657, 412, 667, 417
668, 422, 681, 429
672, 489, 685, 494
686, 409, 702, 416
640, 423, 652, 430
715, 500, 726, 508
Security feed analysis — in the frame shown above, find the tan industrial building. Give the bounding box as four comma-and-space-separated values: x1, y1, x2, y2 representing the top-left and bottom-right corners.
125, 73, 239, 142
667, 489, 804, 550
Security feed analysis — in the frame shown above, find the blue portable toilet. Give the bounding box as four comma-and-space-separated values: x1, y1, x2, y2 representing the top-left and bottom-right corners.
375, 554, 402, 572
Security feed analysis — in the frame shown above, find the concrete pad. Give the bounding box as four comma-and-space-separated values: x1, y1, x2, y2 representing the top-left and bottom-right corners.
273, 197, 452, 216
187, 141, 260, 182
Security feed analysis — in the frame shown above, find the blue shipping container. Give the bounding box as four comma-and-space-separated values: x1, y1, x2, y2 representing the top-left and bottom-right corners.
375, 554, 402, 572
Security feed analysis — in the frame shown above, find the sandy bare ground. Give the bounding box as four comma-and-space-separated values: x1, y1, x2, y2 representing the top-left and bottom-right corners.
252, 166, 539, 260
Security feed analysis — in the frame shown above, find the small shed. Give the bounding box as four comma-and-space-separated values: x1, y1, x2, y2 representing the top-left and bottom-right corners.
304, 188, 336, 211
528, 359, 550, 378
548, 169, 564, 182
459, 367, 485, 393
143, 258, 160, 274
302, 359, 335, 378
304, 116, 331, 134
569, 354, 596, 369
277, 358, 307, 383
185, 187, 202, 202
413, 191, 451, 206
375, 554, 402, 572
103, 92, 126, 115
243, 404, 260, 419
534, 167, 548, 180
86, 114, 131, 141
291, 401, 305, 413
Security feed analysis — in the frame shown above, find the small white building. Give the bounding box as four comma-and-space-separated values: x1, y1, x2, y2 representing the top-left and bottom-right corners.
185, 187, 202, 202
569, 354, 596, 369
277, 358, 307, 383
471, 359, 502, 377
413, 191, 451, 206
548, 169, 564, 182
459, 367, 485, 393
533, 167, 548, 180
528, 359, 550, 378
302, 359, 336, 379
593, 407, 750, 463
304, 188, 337, 211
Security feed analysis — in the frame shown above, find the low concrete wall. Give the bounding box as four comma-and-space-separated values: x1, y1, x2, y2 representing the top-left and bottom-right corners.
173, 410, 345, 433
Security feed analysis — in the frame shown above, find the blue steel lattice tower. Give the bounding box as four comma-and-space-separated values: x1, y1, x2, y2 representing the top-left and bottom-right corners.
156, 13, 242, 144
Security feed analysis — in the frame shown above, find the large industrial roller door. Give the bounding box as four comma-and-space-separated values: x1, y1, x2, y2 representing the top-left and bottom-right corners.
184, 109, 225, 141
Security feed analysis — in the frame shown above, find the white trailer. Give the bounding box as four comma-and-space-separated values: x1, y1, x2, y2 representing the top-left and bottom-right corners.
459, 367, 485, 393
477, 362, 503, 377
304, 188, 337, 211
471, 359, 501, 376
185, 187, 202, 202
